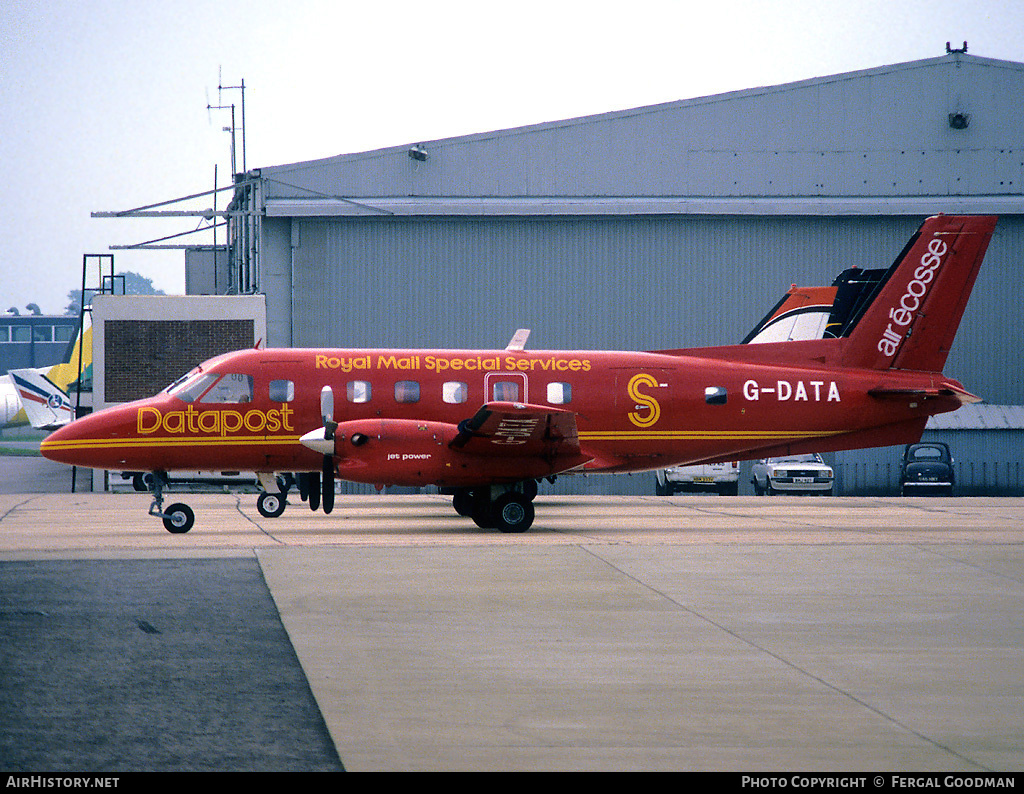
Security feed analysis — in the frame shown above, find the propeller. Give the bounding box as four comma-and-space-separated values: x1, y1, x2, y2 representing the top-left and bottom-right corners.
320, 386, 336, 514
297, 386, 339, 513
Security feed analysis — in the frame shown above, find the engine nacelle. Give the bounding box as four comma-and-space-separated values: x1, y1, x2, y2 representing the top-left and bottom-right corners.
328, 418, 554, 487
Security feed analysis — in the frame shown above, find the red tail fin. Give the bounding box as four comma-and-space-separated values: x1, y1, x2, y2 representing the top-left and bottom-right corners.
839, 215, 997, 372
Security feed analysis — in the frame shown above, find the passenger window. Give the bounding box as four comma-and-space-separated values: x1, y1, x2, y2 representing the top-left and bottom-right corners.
443, 381, 468, 404
547, 382, 572, 405
198, 374, 253, 403
269, 379, 294, 402
394, 380, 420, 403
347, 380, 372, 403
705, 386, 727, 405
492, 380, 520, 402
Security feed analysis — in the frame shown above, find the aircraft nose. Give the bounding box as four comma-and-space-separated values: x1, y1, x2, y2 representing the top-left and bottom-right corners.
40, 405, 136, 469
40, 413, 98, 466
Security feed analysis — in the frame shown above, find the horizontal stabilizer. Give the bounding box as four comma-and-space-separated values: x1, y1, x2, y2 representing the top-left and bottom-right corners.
867, 384, 982, 405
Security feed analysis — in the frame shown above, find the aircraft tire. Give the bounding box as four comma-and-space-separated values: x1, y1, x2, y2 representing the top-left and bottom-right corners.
492, 493, 534, 533
257, 492, 287, 518
308, 471, 321, 512
162, 503, 195, 534
452, 489, 473, 517
469, 490, 496, 529
296, 473, 310, 502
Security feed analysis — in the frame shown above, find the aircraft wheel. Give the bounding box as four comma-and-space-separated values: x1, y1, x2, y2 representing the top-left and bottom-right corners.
452, 489, 473, 517
469, 490, 496, 529
492, 493, 534, 533
162, 503, 195, 534
257, 491, 287, 518
520, 479, 538, 501
308, 471, 321, 512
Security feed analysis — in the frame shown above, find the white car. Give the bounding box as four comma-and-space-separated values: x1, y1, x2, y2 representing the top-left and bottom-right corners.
752, 453, 834, 495
656, 462, 740, 495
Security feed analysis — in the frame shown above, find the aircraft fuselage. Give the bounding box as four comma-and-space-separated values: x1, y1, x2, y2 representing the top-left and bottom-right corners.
40, 343, 967, 487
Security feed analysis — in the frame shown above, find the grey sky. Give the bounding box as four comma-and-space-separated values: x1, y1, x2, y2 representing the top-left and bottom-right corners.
1, 0, 1020, 315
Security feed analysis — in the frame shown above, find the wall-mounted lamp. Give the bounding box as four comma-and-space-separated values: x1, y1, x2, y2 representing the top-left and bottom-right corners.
408, 144, 428, 162
948, 112, 971, 130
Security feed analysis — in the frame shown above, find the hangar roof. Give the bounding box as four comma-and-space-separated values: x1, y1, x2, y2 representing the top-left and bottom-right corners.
256, 52, 1024, 216
927, 404, 1024, 431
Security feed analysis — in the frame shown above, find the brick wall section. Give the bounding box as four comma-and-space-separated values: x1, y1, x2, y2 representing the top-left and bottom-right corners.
104, 319, 255, 402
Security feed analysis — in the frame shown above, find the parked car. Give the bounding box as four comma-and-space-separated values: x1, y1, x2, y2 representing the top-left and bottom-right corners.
900, 442, 955, 496
752, 453, 834, 495
656, 462, 740, 495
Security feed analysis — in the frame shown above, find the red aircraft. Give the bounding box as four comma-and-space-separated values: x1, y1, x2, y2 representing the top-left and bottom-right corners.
42, 214, 997, 534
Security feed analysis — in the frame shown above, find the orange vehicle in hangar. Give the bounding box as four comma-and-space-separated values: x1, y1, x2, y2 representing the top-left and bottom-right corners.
42, 215, 997, 534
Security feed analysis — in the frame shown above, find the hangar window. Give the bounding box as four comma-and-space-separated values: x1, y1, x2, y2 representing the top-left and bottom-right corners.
705, 386, 728, 405
199, 374, 254, 404
443, 381, 468, 404
394, 380, 420, 403
269, 379, 294, 402
347, 380, 372, 404
547, 382, 572, 405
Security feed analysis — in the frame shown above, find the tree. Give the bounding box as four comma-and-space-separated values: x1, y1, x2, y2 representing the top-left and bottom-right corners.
65, 271, 166, 315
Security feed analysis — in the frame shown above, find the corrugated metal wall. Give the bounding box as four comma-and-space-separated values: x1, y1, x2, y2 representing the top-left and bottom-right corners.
290, 213, 1021, 397
286, 213, 1021, 496
290, 214, 911, 348
835, 430, 1024, 496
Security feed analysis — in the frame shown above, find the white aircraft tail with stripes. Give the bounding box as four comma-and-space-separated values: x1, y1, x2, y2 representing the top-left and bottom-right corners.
8, 369, 74, 430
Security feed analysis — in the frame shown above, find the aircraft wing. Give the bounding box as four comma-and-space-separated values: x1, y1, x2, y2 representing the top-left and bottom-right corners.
449, 401, 590, 468
9, 369, 74, 429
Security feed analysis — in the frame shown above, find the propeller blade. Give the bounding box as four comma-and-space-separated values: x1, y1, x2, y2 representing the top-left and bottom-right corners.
322, 455, 335, 514
321, 386, 337, 440
308, 470, 321, 511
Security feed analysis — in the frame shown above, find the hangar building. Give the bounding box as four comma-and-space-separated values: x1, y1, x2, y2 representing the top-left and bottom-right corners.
214, 48, 1024, 495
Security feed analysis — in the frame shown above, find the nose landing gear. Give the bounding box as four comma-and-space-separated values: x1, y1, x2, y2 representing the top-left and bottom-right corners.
145, 472, 196, 534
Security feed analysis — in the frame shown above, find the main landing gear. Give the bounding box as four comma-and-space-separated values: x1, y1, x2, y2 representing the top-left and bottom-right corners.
451, 480, 541, 533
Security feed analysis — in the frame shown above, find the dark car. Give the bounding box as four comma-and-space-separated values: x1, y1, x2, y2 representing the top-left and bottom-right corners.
900, 442, 955, 496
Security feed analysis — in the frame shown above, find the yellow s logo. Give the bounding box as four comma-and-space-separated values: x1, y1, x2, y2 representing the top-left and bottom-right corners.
627, 373, 662, 428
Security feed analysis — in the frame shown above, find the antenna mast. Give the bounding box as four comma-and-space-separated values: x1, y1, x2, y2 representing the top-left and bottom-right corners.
207, 67, 247, 177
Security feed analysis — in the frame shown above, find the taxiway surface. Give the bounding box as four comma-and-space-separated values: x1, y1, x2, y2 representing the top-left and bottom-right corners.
1, 472, 1023, 771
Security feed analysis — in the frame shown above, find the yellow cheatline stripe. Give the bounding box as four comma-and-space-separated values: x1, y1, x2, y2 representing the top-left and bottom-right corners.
578, 430, 839, 441
41, 435, 303, 451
